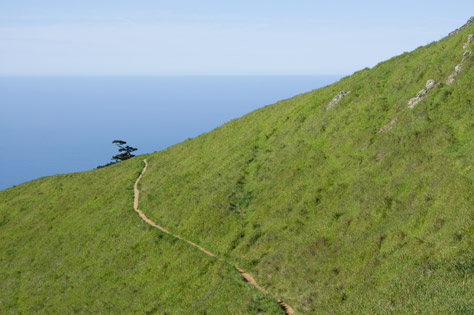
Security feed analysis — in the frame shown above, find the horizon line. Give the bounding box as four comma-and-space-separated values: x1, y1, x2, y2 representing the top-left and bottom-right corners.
0, 74, 346, 78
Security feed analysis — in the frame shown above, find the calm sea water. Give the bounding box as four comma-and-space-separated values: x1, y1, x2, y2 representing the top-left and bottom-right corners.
0, 76, 341, 190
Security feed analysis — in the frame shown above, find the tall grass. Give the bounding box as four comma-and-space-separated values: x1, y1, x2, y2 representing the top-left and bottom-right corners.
1, 22, 473, 314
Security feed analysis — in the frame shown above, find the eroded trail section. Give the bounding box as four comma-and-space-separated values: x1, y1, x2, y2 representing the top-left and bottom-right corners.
134, 159, 294, 315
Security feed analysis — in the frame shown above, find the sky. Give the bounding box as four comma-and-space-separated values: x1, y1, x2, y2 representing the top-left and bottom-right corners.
0, 1, 473, 76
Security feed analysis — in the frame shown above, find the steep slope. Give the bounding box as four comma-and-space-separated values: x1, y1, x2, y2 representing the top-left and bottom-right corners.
1, 19, 473, 314
0, 160, 284, 314
136, 20, 474, 313
134, 159, 294, 314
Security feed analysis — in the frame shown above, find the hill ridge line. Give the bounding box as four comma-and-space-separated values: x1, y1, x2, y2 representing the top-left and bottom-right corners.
133, 159, 295, 315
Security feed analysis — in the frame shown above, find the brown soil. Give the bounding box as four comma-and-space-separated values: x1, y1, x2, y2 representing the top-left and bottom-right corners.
134, 159, 294, 315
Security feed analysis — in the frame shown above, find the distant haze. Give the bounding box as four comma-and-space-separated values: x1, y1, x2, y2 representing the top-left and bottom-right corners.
0, 75, 341, 190
0, 1, 472, 76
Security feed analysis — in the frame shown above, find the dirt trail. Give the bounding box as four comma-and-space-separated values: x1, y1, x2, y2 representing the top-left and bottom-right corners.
134, 159, 294, 315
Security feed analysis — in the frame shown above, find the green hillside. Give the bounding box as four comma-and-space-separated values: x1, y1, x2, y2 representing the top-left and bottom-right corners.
1, 19, 474, 314
0, 161, 283, 314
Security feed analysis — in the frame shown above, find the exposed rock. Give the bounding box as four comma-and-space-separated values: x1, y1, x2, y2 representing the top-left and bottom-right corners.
463, 34, 474, 49
417, 89, 427, 97
326, 91, 350, 110
449, 30, 458, 37
446, 74, 456, 85
407, 89, 427, 109
378, 119, 397, 133
425, 79, 436, 90
407, 80, 438, 109
463, 50, 472, 57
449, 17, 474, 36
446, 63, 463, 85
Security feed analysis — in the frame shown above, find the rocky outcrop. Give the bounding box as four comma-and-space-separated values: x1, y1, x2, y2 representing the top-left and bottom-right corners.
407, 79, 437, 109
407, 89, 427, 108
449, 16, 474, 36
463, 34, 474, 49
446, 32, 473, 85
379, 119, 397, 133
446, 63, 463, 85
425, 79, 436, 90
326, 91, 350, 110
455, 64, 462, 72
446, 75, 456, 85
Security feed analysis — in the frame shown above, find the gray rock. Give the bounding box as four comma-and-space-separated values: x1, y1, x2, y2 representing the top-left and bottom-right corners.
467, 16, 474, 26
407, 89, 427, 109
416, 89, 427, 98
449, 17, 474, 36
463, 34, 474, 49
454, 64, 462, 73
449, 30, 459, 36
425, 79, 436, 90
407, 97, 420, 108
463, 50, 472, 56
446, 63, 464, 85
446, 74, 456, 86
326, 91, 350, 110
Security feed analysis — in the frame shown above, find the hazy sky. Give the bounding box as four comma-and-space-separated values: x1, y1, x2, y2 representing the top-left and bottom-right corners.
1, 1, 472, 75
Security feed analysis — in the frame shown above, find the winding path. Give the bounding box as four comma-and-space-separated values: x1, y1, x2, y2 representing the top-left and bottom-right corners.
134, 159, 294, 315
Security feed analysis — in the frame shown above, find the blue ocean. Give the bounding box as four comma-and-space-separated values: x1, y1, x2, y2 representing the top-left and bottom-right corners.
0, 76, 341, 190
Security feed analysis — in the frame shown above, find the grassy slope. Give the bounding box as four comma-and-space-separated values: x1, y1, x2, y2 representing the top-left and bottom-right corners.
0, 159, 283, 314
1, 24, 473, 315
137, 24, 474, 313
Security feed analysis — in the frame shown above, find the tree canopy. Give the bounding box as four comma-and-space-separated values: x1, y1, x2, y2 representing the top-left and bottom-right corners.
111, 140, 137, 162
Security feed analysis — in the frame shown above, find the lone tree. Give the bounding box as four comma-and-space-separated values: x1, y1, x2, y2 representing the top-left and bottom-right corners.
112, 140, 137, 162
